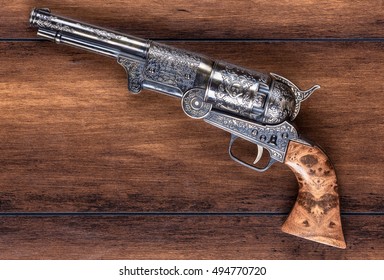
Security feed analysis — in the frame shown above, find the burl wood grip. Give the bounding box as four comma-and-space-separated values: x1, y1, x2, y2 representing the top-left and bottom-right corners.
281, 141, 346, 248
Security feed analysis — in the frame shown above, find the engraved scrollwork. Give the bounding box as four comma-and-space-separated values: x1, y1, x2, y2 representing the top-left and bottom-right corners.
118, 57, 145, 93
270, 73, 320, 121
213, 66, 268, 117
34, 15, 73, 33
32, 13, 126, 42
204, 111, 298, 161
75, 23, 123, 41
144, 43, 201, 92
205, 63, 272, 123
262, 80, 296, 124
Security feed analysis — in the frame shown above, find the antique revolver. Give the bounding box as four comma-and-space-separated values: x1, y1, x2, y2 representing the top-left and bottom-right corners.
29, 8, 346, 248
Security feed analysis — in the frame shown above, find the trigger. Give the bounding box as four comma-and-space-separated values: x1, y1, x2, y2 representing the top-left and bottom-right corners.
228, 134, 277, 172
253, 145, 264, 164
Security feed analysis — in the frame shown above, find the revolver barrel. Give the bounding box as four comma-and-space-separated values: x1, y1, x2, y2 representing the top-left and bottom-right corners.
28, 8, 346, 248
30, 8, 149, 59
29, 8, 318, 123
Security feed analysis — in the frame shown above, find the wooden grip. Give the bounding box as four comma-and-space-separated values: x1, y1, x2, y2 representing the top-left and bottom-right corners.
281, 141, 346, 248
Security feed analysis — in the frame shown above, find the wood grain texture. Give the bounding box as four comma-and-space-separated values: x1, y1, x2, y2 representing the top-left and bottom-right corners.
0, 0, 383, 259
0, 42, 383, 213
0, 216, 382, 259
1, 0, 384, 39
282, 141, 345, 249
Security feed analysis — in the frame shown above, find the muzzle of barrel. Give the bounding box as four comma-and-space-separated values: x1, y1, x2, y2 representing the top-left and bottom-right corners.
30, 8, 149, 59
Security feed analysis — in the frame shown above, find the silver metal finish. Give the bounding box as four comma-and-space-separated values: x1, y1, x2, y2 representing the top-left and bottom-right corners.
117, 56, 145, 93
205, 62, 319, 124
205, 62, 270, 121
229, 135, 277, 172
204, 110, 299, 163
270, 73, 320, 120
29, 8, 318, 172
30, 8, 149, 59
182, 89, 212, 119
145, 42, 201, 93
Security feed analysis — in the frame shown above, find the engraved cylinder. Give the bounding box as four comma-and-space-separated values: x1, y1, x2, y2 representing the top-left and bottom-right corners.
205, 62, 296, 124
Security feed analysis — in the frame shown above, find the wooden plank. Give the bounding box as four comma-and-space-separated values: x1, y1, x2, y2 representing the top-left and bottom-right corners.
2, 0, 384, 39
0, 41, 383, 213
0, 215, 382, 259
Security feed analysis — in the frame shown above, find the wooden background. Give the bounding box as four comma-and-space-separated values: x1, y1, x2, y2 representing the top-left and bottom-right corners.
0, 0, 383, 259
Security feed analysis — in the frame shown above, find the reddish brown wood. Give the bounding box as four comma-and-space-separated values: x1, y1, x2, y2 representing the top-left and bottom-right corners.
0, 42, 383, 214
0, 216, 383, 259
1, 0, 384, 39
282, 141, 346, 249
0, 0, 383, 259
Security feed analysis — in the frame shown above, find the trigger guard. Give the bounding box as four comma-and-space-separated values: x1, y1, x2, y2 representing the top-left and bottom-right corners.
228, 134, 277, 172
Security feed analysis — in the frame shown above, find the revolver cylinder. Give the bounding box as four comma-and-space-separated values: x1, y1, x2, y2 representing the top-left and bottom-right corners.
206, 62, 298, 124
30, 8, 318, 125
28, 8, 346, 249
